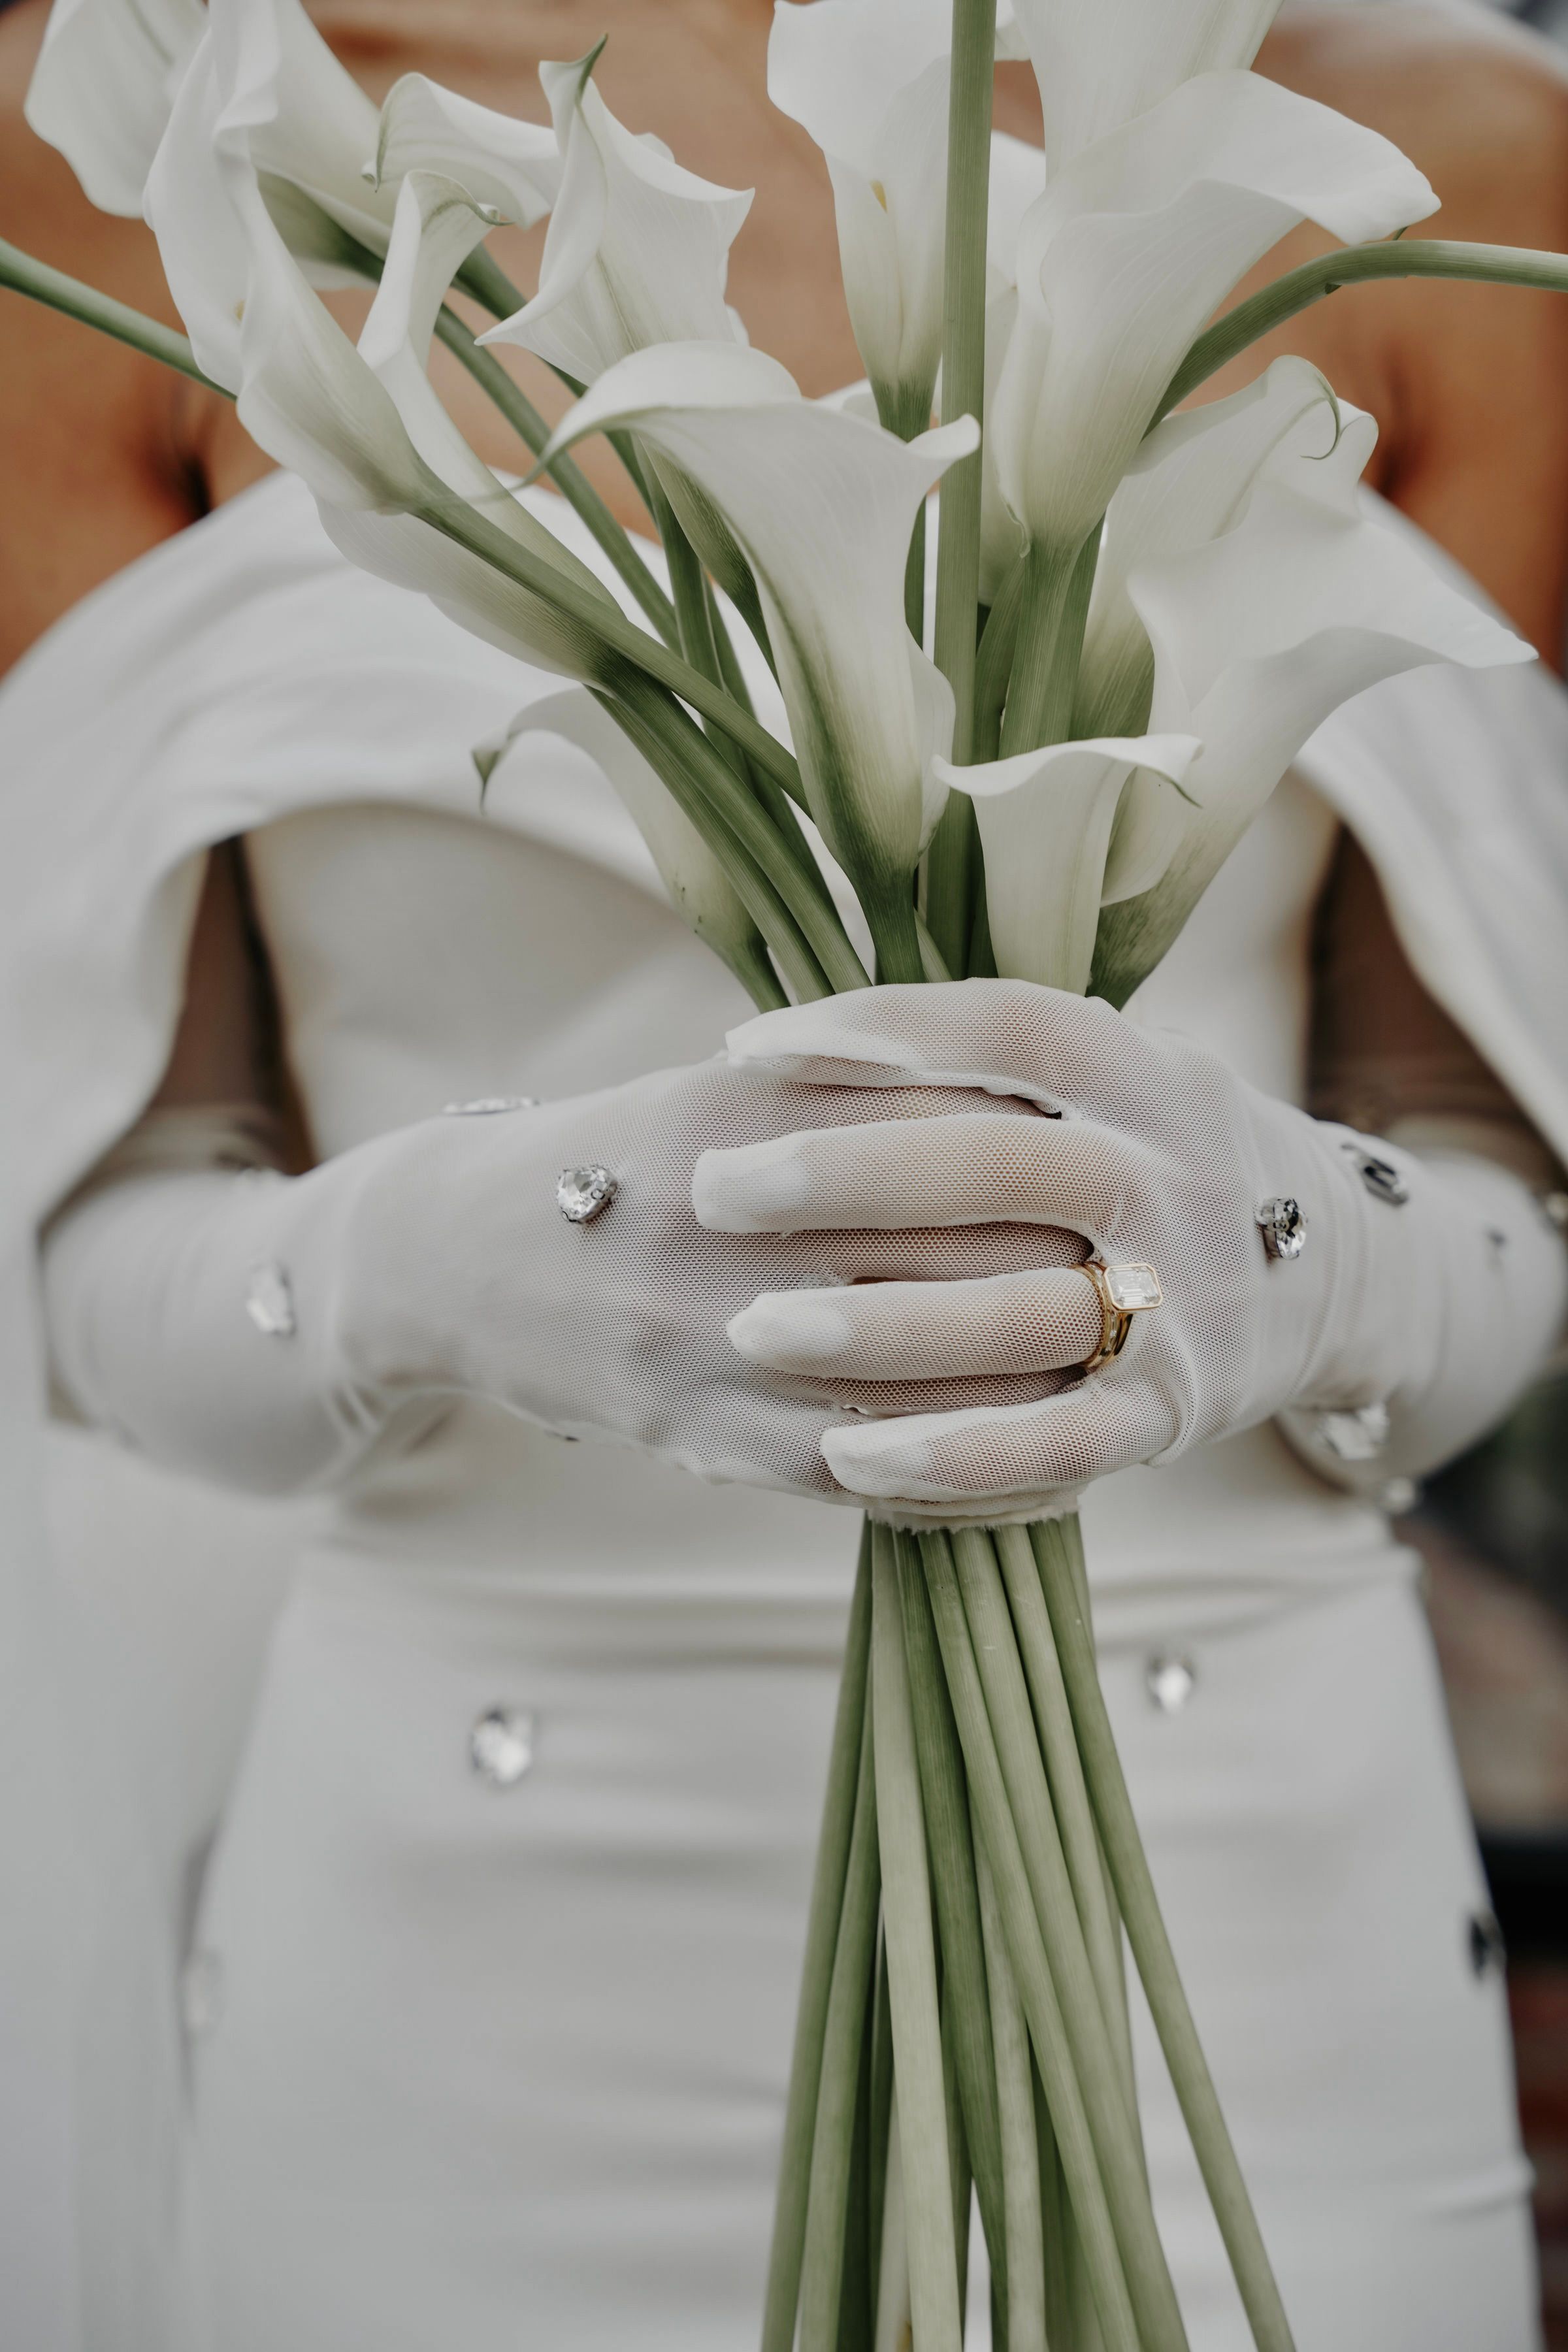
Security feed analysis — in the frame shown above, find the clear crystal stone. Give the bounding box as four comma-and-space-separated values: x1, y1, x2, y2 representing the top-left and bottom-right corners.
1145, 1653, 1196, 1713
1380, 1476, 1419, 1517
469, 1706, 537, 1788
244, 1260, 295, 1338
557, 1165, 617, 1224
1104, 1262, 1162, 1312
1468, 1909, 1505, 1978
442, 1096, 538, 1117
1543, 1190, 1568, 1232
1313, 1401, 1390, 1462
1256, 1197, 1307, 1260
1341, 1143, 1411, 1206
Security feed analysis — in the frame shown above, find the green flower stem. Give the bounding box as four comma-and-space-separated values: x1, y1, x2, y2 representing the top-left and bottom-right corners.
1032, 1518, 1298, 2352
996, 1526, 1139, 2131
1000, 530, 1101, 759
593, 677, 832, 1004
798, 1634, 883, 2352
932, 0, 998, 760
953, 1529, 1186, 2352
1161, 237, 1568, 423
941, 1972, 973, 2307
874, 2087, 913, 2352
868, 1927, 895, 2309
895, 1554, 1009, 2328
1033, 2068, 1077, 2352
905, 505, 929, 647
841, 1983, 879, 2352
432, 307, 680, 646
871, 1530, 964, 2352
915, 1529, 1138, 2352
0, 236, 221, 389
761, 1541, 874, 2352
920, 795, 980, 981
922, 0, 998, 976
976, 1838, 1048, 2352
410, 470, 817, 820
647, 479, 834, 919
973, 558, 1025, 765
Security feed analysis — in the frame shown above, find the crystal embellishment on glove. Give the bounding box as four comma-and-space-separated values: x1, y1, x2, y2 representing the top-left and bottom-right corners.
1256, 1197, 1307, 1260
1341, 1142, 1411, 1205
244, 1260, 296, 1337
1311, 1399, 1391, 1461
557, 1165, 619, 1224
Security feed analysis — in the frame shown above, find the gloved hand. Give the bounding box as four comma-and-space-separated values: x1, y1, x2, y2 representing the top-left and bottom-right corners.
42, 1056, 1091, 1503
693, 981, 1568, 1520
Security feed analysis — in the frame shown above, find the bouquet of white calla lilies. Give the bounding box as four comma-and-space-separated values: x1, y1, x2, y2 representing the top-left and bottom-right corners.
14, 0, 1568, 2344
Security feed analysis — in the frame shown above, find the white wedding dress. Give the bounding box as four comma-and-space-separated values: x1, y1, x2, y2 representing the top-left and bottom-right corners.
6, 468, 1566, 2352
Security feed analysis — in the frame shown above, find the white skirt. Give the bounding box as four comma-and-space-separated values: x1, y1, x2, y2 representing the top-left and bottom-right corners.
172, 1411, 1539, 2351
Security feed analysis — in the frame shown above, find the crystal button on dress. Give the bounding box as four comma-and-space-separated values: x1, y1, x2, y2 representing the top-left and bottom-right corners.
469, 1707, 538, 1788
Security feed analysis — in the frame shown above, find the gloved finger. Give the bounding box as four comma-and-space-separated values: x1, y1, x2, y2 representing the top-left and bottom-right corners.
720, 979, 1145, 1110
728, 1267, 1103, 1380
821, 1374, 1175, 1509
693, 1112, 1159, 1239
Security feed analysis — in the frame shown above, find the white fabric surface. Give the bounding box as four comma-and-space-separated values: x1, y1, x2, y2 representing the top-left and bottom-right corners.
1, 468, 1562, 2346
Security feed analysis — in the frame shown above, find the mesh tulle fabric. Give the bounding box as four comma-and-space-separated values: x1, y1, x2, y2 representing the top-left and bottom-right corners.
44, 986, 1568, 1525
700, 981, 1568, 1514
339, 1065, 1096, 1511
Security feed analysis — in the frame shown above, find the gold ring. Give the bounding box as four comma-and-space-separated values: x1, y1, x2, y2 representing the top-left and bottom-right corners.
1079, 1254, 1163, 1374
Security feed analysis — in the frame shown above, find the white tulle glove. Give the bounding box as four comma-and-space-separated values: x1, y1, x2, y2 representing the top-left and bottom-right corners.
693, 982, 1568, 1521
42, 1058, 1092, 1503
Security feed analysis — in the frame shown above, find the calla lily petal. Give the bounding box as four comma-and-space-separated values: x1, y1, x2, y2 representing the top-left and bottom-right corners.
538, 340, 977, 894
1008, 0, 1280, 172
478, 687, 768, 977
144, 0, 392, 385
768, 0, 954, 420
1079, 352, 1348, 736
1094, 458, 1533, 996
372, 73, 560, 227
943, 733, 1200, 992
25, 0, 204, 216
991, 70, 1434, 551
480, 50, 751, 384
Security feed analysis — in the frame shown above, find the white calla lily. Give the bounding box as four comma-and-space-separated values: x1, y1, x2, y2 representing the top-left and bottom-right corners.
1092, 427, 1533, 998
1007, 0, 1280, 172
480, 49, 751, 384
990, 69, 1434, 559
942, 733, 1200, 992
768, 0, 953, 429
537, 342, 975, 929
142, 0, 390, 387
372, 74, 559, 229
25, 0, 204, 216
477, 688, 770, 988
1078, 352, 1345, 736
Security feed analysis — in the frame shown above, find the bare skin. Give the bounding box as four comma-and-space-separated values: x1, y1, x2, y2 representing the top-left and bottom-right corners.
6, 0, 1568, 675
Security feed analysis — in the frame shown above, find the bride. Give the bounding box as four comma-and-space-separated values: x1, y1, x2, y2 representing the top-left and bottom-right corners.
5, 1, 1568, 2346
